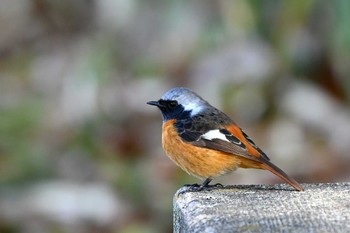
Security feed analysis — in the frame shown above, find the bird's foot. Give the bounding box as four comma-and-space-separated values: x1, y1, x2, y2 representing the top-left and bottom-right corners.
179, 180, 224, 195
199, 182, 224, 191
178, 183, 201, 195
183, 183, 200, 188
211, 182, 224, 189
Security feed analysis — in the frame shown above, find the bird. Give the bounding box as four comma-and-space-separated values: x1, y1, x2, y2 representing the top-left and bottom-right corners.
147, 87, 304, 191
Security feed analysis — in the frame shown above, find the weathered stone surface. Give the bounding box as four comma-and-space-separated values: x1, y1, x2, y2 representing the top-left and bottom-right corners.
174, 183, 350, 233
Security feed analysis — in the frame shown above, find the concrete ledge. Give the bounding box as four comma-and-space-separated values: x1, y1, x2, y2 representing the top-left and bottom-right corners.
174, 183, 350, 233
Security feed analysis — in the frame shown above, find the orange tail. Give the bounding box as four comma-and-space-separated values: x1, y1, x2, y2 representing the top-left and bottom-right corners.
260, 160, 304, 191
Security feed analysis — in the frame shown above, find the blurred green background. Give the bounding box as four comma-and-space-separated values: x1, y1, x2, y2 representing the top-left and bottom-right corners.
0, 0, 350, 232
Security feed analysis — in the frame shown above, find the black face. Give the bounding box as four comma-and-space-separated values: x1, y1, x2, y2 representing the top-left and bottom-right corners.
147, 99, 187, 121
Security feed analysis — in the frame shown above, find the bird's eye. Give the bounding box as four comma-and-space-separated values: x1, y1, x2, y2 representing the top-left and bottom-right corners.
169, 101, 178, 107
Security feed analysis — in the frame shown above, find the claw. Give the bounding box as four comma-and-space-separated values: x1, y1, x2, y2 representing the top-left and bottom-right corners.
178, 179, 224, 195
213, 183, 224, 188
183, 183, 200, 187
178, 184, 201, 195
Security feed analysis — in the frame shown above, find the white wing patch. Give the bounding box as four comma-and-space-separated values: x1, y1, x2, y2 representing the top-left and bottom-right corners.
201, 129, 230, 142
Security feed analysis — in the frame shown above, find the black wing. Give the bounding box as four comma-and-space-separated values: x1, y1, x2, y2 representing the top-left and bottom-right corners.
174, 109, 262, 162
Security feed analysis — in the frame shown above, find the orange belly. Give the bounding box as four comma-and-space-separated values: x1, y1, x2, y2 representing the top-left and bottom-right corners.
162, 120, 241, 179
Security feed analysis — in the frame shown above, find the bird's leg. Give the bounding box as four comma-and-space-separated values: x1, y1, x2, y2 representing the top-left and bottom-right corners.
199, 178, 212, 189
200, 178, 224, 190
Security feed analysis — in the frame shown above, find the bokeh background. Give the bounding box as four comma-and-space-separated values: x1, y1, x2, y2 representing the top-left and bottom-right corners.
1, 0, 350, 232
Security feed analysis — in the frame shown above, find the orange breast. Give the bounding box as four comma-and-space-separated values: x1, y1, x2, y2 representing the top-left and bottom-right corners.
162, 120, 241, 179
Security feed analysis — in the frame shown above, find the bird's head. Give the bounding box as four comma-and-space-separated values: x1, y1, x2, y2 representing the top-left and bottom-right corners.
147, 87, 208, 121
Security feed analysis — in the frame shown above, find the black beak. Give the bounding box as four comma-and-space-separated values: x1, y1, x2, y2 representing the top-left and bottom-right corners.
147, 100, 162, 107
